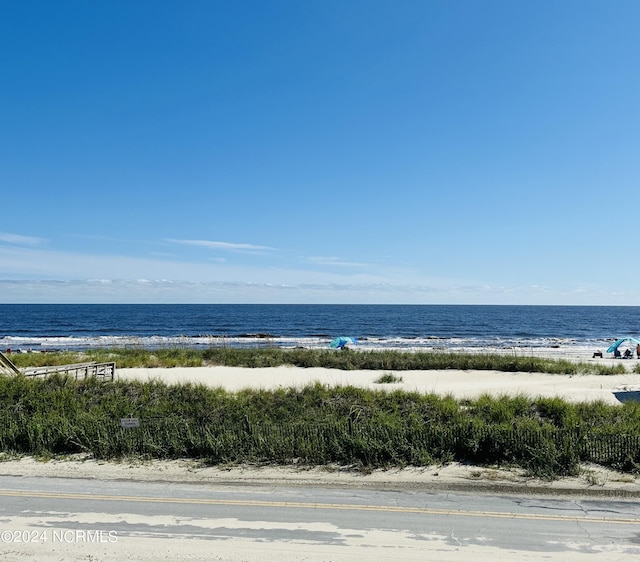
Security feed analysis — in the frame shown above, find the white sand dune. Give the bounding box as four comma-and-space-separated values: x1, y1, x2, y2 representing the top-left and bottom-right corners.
118, 365, 639, 404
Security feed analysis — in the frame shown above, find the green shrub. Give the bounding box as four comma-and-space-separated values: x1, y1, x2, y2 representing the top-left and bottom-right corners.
374, 373, 403, 384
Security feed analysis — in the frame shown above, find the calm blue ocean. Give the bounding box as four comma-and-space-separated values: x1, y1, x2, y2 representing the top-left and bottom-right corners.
1, 304, 640, 357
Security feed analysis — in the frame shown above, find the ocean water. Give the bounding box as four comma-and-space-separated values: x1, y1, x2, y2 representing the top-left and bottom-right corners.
1, 304, 640, 359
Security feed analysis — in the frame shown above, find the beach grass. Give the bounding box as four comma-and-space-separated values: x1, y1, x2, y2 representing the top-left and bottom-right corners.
1, 373, 640, 478
7, 348, 629, 375
374, 372, 403, 384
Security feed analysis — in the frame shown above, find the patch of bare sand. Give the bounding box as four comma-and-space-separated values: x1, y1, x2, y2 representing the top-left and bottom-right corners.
118, 365, 638, 404
1, 456, 639, 497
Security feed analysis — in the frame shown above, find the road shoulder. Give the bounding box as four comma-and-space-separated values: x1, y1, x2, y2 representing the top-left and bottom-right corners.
1, 456, 639, 498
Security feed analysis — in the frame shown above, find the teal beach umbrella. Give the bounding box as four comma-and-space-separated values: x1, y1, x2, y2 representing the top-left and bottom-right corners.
606, 337, 640, 353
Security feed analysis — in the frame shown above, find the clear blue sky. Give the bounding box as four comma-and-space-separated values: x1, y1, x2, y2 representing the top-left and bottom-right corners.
1, 1, 639, 304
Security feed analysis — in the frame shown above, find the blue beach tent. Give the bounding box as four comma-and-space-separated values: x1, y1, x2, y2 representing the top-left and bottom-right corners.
329, 336, 358, 349
606, 337, 640, 354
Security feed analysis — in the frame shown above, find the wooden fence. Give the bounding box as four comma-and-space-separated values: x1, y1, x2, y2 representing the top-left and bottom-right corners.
1, 349, 115, 381
21, 362, 116, 381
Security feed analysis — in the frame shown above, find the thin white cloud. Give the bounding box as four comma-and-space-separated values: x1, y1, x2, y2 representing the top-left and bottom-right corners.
0, 232, 46, 246
1, 243, 637, 305
307, 256, 369, 267
0, 278, 636, 305
167, 239, 276, 252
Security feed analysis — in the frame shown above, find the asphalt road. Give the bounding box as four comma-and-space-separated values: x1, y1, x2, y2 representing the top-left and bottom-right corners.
1, 475, 639, 561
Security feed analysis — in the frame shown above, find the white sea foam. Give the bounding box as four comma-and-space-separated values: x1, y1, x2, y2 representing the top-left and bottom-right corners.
0, 334, 619, 362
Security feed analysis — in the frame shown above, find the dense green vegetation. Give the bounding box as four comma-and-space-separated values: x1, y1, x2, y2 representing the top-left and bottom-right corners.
2, 372, 640, 478
8, 347, 635, 375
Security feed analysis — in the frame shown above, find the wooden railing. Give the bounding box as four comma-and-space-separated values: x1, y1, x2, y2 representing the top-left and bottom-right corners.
0, 351, 115, 381
0, 350, 22, 376
22, 361, 116, 381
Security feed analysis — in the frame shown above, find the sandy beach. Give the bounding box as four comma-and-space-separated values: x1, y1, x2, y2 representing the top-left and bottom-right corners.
117, 364, 640, 404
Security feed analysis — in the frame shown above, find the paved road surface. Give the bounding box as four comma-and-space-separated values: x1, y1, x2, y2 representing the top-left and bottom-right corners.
1, 474, 639, 560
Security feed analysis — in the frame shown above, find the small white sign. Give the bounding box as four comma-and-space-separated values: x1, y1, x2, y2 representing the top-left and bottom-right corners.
120, 418, 140, 429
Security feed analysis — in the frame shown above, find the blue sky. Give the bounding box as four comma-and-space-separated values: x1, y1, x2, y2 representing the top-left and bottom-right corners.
1, 1, 639, 304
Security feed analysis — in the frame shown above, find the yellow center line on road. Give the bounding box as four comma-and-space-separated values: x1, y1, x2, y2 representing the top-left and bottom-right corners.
1, 489, 639, 525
